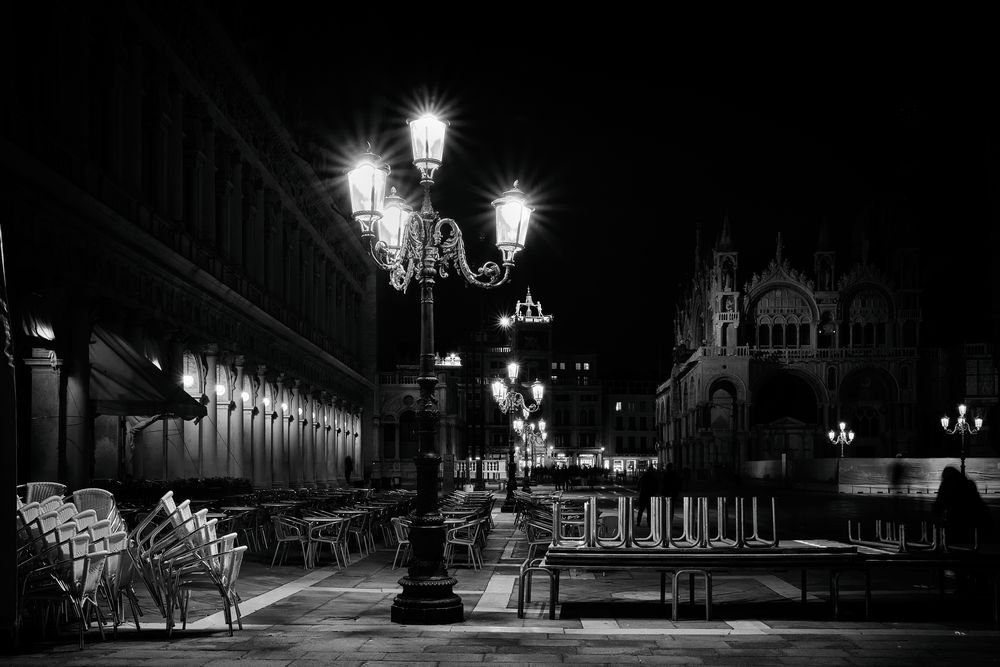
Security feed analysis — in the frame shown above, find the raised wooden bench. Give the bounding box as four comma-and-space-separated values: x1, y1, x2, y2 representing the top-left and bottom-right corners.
520, 539, 860, 620
520, 541, 1000, 621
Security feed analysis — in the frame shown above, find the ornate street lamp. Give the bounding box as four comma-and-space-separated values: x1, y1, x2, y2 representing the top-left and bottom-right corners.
345, 114, 534, 625
514, 418, 547, 491
827, 421, 855, 458
941, 403, 984, 476
491, 361, 543, 510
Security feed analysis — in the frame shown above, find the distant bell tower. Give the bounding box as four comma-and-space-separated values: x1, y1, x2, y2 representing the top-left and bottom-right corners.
813, 217, 839, 348
813, 216, 836, 292
511, 287, 554, 383
712, 215, 740, 351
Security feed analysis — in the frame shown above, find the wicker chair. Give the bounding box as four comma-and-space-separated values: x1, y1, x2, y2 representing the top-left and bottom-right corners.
73, 488, 128, 534
18, 482, 67, 504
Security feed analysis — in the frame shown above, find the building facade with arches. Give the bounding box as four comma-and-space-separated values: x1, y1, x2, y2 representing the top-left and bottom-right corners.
2, 4, 376, 491
656, 217, 923, 478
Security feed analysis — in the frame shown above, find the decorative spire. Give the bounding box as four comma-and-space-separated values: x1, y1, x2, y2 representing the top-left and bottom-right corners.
816, 216, 832, 250
775, 232, 784, 263
717, 213, 735, 251
694, 222, 702, 273
514, 287, 551, 323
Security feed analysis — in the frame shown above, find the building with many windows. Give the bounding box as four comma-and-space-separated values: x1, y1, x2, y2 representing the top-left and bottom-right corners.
2, 3, 376, 491
605, 379, 658, 476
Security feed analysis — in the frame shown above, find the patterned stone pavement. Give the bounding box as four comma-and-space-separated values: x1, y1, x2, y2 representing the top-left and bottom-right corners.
5, 486, 1000, 666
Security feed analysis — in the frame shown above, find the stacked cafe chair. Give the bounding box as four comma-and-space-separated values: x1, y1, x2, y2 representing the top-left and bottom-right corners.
16, 502, 110, 648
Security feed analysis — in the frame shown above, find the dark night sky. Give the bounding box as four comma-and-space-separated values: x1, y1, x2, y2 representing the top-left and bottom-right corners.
213, 8, 997, 377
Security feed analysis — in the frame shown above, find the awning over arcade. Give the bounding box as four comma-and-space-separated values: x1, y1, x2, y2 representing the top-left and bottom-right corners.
89, 325, 206, 420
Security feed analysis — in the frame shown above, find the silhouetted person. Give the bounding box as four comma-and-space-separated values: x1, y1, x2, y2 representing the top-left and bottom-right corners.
933, 466, 993, 546
344, 455, 354, 486
659, 463, 680, 502
636, 466, 658, 526
889, 455, 908, 493
889, 454, 909, 519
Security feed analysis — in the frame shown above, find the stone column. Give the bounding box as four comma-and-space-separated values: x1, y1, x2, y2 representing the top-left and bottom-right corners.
201, 345, 220, 477
64, 305, 92, 490
233, 355, 246, 479
325, 396, 337, 484
24, 348, 62, 482
317, 392, 330, 487
273, 375, 287, 487
167, 335, 188, 479
289, 380, 302, 488
252, 365, 269, 489
302, 389, 315, 488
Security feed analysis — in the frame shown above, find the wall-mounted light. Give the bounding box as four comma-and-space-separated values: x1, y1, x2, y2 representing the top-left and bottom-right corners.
182, 374, 194, 388
215, 384, 226, 397
337, 427, 342, 434
227, 400, 237, 411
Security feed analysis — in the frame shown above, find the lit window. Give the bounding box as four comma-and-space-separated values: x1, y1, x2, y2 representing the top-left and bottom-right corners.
559, 362, 566, 370
551, 361, 558, 369
575, 362, 582, 370
583, 362, 590, 370
615, 401, 622, 412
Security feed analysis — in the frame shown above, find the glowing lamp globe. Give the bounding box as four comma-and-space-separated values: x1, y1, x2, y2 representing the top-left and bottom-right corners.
377, 187, 411, 256
531, 380, 544, 403
408, 115, 447, 179
347, 149, 389, 237
492, 181, 533, 264
491, 378, 507, 402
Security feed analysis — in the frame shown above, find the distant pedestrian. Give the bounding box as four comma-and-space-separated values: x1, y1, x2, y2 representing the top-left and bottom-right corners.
933, 466, 993, 545
636, 467, 658, 526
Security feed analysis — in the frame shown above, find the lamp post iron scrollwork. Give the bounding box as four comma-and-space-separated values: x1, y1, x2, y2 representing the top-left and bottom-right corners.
513, 418, 547, 491
940, 403, 984, 476
491, 361, 543, 510
346, 114, 535, 625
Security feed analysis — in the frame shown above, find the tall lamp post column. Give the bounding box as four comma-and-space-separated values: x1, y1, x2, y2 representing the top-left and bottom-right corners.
827, 421, 855, 458
345, 115, 535, 625
514, 418, 546, 491
492, 362, 543, 511
941, 403, 984, 476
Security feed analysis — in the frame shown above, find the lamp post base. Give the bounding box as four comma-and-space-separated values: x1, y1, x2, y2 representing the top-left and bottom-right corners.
390, 521, 464, 624
390, 581, 464, 625
501, 479, 518, 512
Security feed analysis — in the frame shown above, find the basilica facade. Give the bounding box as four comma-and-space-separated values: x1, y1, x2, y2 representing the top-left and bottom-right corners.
657, 218, 924, 477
